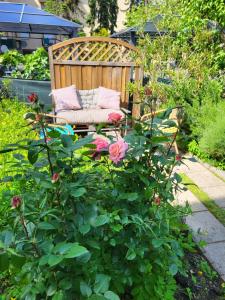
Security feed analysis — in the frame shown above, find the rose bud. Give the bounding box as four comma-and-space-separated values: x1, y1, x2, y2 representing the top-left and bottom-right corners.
154, 196, 161, 206
28, 93, 38, 103
11, 196, 22, 209
35, 114, 42, 122
51, 173, 60, 183
144, 87, 153, 96
175, 155, 182, 161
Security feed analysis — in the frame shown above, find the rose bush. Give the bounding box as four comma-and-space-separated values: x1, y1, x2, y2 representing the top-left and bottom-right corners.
0, 97, 190, 299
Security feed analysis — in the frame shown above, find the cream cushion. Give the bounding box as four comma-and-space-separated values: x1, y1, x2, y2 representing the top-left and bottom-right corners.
56, 109, 125, 125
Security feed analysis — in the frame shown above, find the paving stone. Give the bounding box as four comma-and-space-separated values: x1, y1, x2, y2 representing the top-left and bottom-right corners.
203, 186, 225, 208
177, 161, 206, 174
203, 242, 225, 277
187, 171, 225, 188
185, 211, 225, 243
175, 190, 207, 212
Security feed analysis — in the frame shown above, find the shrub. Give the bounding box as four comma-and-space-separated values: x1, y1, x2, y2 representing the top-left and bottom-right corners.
12, 48, 50, 81
0, 98, 35, 225
0, 99, 189, 299
199, 111, 225, 160
0, 48, 50, 80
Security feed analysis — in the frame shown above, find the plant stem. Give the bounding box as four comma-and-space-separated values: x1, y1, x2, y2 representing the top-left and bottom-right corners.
41, 123, 54, 176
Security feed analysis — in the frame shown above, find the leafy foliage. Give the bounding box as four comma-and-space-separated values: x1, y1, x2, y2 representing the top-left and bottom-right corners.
12, 48, 50, 81
126, 0, 225, 163
87, 0, 118, 33
0, 98, 190, 299
0, 48, 50, 80
0, 99, 35, 226
44, 0, 80, 22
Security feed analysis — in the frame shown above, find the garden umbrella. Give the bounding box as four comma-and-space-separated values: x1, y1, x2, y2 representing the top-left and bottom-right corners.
0, 2, 81, 36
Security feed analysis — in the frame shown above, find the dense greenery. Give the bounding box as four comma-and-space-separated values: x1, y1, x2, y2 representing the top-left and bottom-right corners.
87, 0, 118, 33
0, 48, 50, 81
127, 0, 225, 164
0, 98, 35, 226
0, 96, 192, 299
44, 0, 80, 23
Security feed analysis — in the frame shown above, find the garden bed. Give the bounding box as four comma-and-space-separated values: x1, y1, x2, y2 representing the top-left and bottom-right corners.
176, 249, 224, 300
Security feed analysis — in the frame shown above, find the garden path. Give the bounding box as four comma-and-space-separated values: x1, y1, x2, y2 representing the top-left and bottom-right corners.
175, 156, 225, 282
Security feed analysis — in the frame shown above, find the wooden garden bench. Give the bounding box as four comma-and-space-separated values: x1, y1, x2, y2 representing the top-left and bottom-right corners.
48, 37, 143, 132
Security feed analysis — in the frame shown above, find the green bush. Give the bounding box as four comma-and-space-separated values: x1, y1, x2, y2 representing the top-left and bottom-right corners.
0, 48, 50, 80
0, 100, 190, 299
0, 98, 35, 224
199, 111, 225, 160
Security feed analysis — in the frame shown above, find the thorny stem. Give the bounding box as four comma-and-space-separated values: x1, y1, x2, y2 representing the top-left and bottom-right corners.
19, 211, 40, 256
104, 157, 116, 188
41, 122, 54, 176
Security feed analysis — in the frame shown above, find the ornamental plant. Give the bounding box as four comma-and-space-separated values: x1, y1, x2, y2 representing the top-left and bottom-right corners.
0, 95, 190, 299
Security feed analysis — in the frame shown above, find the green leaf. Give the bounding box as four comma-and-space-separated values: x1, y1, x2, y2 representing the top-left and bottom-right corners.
70, 135, 94, 151
61, 134, 73, 148
104, 291, 120, 300
47, 283, 57, 296
120, 192, 138, 201
70, 187, 87, 198
0, 253, 9, 271
28, 148, 38, 164
79, 224, 91, 235
169, 263, 178, 276
91, 215, 109, 227
52, 290, 64, 300
64, 244, 89, 259
38, 222, 56, 230
59, 278, 72, 290
39, 255, 49, 266
126, 248, 136, 261
53, 242, 74, 254
48, 255, 64, 267
152, 239, 164, 248
80, 281, 92, 297
94, 274, 111, 294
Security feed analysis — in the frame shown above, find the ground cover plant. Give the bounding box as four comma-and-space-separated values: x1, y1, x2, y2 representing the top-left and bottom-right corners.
0, 92, 195, 299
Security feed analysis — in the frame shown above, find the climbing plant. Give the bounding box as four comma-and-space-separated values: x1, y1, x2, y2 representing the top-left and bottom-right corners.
87, 0, 118, 33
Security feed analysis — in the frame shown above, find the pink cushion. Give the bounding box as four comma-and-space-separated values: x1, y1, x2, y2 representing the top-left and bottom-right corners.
97, 87, 120, 110
52, 85, 81, 112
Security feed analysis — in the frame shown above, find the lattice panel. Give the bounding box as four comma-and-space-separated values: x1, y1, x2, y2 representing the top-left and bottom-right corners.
53, 41, 135, 63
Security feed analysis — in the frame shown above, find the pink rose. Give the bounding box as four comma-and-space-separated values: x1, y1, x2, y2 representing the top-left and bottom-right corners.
109, 139, 128, 164
11, 196, 22, 209
108, 112, 122, 123
52, 173, 60, 183
92, 138, 109, 152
